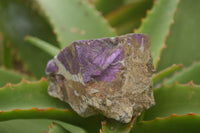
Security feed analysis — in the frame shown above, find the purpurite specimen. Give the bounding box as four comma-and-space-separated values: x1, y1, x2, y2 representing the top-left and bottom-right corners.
46, 33, 155, 123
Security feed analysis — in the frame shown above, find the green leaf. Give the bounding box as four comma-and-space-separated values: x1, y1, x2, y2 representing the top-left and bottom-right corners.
101, 119, 134, 133
0, 119, 86, 133
95, 0, 124, 15
137, 0, 179, 67
35, 0, 116, 48
0, 68, 31, 87
47, 122, 70, 133
25, 36, 60, 57
158, 0, 200, 71
0, 78, 68, 110
0, 0, 59, 78
0, 119, 50, 133
2, 40, 13, 68
143, 83, 200, 121
0, 79, 103, 133
153, 64, 182, 84
166, 63, 200, 85
131, 114, 200, 133
106, 0, 153, 35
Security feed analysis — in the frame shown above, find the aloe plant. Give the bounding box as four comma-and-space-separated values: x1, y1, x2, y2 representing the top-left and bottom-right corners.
0, 0, 200, 132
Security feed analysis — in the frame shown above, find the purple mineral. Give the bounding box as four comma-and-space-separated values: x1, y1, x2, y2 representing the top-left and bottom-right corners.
46, 33, 155, 123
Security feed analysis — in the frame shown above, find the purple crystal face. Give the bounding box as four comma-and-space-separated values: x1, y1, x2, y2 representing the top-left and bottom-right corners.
57, 46, 80, 74
135, 34, 143, 45
46, 59, 58, 74
56, 38, 124, 83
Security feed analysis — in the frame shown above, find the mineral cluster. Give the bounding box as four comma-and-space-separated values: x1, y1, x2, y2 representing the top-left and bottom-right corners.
46, 33, 155, 123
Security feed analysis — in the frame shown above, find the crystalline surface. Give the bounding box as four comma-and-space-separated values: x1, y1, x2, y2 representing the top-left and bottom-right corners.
46, 33, 155, 123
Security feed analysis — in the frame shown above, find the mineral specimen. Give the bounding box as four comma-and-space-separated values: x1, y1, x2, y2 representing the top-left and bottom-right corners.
46, 33, 155, 123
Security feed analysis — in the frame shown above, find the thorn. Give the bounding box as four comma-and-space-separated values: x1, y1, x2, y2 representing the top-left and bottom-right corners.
22, 78, 28, 83
80, 30, 86, 35
174, 8, 178, 13
146, 9, 150, 14
188, 80, 194, 85
65, 109, 70, 111
70, 28, 79, 34
153, 0, 157, 5
171, 19, 175, 24
133, 29, 137, 33
178, 64, 183, 67
40, 77, 47, 81
5, 83, 12, 87
97, 11, 102, 16
162, 44, 167, 49
51, 122, 55, 126
53, 29, 57, 34
157, 57, 160, 63
99, 129, 103, 133
166, 30, 170, 37
193, 60, 197, 64
48, 107, 54, 110
56, 38, 61, 43
141, 18, 145, 22
187, 112, 195, 115
171, 114, 177, 117
101, 121, 106, 126
49, 20, 54, 25
173, 80, 178, 85
32, 107, 39, 111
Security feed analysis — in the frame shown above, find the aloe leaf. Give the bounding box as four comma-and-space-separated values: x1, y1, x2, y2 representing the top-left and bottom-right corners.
95, 0, 124, 15
0, 79, 103, 133
0, 78, 68, 110
2, 40, 13, 68
131, 114, 200, 133
0, 119, 51, 133
0, 119, 86, 133
166, 63, 200, 85
153, 64, 182, 84
158, 0, 200, 71
46, 122, 71, 133
143, 83, 200, 121
106, 0, 153, 35
0, 68, 31, 87
35, 0, 116, 48
0, 0, 59, 78
100, 119, 134, 133
137, 0, 179, 67
25, 36, 60, 57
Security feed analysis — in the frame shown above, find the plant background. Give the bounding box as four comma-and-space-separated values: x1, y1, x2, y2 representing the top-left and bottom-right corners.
0, 0, 200, 132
